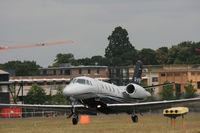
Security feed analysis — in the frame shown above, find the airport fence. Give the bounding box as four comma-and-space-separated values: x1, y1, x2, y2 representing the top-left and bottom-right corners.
0, 110, 67, 118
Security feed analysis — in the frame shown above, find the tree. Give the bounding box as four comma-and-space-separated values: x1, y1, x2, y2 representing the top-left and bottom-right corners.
105, 26, 137, 66
75, 58, 92, 66
53, 53, 75, 66
25, 84, 46, 104
155, 47, 168, 64
183, 81, 197, 98
167, 41, 200, 64
138, 48, 158, 65
91, 56, 111, 66
160, 82, 175, 100
51, 86, 68, 104
1, 60, 40, 76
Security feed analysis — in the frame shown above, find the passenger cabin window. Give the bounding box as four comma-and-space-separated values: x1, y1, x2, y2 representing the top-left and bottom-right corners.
86, 80, 90, 85
117, 89, 120, 94
89, 81, 92, 86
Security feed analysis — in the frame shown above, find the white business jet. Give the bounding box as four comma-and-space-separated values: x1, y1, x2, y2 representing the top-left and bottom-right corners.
0, 61, 200, 125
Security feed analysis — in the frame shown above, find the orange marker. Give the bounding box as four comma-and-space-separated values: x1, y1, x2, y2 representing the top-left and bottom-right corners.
80, 115, 91, 124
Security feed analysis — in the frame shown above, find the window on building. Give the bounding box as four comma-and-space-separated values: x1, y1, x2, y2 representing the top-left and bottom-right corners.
167, 73, 173, 76
122, 69, 128, 78
175, 84, 181, 99
65, 70, 70, 75
88, 69, 91, 74
174, 73, 180, 76
54, 70, 56, 75
182, 72, 187, 76
191, 72, 196, 75
42, 70, 47, 75
97, 69, 99, 74
197, 81, 200, 89
152, 77, 158, 82
79, 69, 82, 74
59, 70, 62, 75
160, 73, 165, 77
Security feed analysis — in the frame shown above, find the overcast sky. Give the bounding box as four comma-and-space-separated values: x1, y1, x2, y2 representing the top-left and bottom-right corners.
0, 0, 200, 67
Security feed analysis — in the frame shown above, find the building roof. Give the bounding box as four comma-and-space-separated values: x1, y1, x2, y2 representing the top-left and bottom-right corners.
0, 70, 9, 75
160, 68, 200, 72
39, 65, 108, 70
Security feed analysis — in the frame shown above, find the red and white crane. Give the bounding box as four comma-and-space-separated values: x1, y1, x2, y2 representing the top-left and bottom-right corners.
0, 40, 74, 51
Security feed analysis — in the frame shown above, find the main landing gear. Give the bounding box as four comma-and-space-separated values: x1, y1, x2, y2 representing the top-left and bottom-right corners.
131, 110, 138, 123
68, 98, 79, 125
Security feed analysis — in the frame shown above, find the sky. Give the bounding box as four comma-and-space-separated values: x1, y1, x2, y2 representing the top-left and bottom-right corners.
0, 0, 200, 67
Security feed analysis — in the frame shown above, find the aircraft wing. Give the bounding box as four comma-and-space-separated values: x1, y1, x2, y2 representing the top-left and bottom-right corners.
0, 103, 84, 109
107, 97, 200, 113
0, 98, 200, 115
0, 103, 101, 115
143, 82, 174, 89
0, 103, 90, 114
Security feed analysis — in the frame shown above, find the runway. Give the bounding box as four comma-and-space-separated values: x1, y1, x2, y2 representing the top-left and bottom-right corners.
0, 113, 200, 133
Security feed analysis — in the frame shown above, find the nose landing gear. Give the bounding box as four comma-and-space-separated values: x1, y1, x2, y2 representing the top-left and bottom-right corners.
131, 115, 138, 123
72, 113, 79, 125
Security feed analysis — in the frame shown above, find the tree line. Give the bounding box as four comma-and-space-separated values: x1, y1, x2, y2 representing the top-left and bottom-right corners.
24, 84, 68, 105
1, 26, 200, 76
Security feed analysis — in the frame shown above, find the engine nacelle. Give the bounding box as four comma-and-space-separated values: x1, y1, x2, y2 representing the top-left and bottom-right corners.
125, 83, 150, 99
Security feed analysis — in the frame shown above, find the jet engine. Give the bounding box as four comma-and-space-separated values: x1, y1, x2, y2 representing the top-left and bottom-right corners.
125, 83, 150, 99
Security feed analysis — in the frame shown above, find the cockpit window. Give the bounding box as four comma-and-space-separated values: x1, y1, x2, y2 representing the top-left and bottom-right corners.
70, 78, 92, 86
70, 79, 77, 84
76, 79, 86, 84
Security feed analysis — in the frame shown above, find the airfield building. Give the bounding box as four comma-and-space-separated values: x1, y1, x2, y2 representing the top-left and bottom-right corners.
159, 64, 200, 96
39, 65, 109, 79
0, 70, 10, 104
9, 65, 109, 97
109, 64, 200, 97
4, 64, 200, 102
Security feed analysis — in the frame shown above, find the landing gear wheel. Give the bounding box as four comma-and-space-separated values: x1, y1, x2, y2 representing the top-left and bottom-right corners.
72, 115, 79, 125
131, 115, 138, 123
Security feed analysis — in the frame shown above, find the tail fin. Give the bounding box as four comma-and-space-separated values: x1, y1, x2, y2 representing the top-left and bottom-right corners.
132, 60, 143, 84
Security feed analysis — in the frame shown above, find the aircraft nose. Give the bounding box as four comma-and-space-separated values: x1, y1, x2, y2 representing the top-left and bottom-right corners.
63, 85, 74, 96
63, 84, 89, 97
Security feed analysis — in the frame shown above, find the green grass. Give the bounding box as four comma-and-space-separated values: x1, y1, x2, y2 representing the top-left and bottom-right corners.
0, 113, 200, 133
